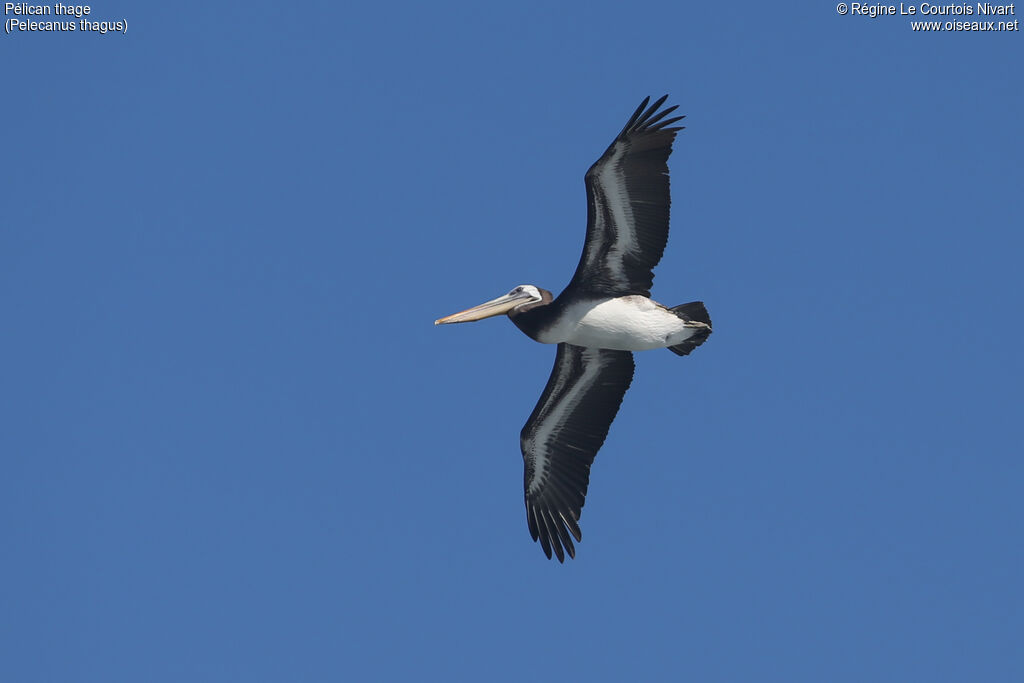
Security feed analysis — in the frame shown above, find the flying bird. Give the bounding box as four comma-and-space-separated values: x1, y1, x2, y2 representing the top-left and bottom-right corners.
435, 96, 711, 561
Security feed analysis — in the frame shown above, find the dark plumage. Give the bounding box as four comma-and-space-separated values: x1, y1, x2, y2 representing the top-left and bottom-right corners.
521, 344, 634, 562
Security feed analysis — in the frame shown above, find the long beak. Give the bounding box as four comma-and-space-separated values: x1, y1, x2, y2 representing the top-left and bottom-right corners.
434, 291, 533, 325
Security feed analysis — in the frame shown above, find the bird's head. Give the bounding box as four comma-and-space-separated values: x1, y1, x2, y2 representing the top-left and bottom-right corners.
434, 285, 549, 325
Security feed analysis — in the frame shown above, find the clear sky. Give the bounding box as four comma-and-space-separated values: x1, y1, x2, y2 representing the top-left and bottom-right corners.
3, 2, 1022, 681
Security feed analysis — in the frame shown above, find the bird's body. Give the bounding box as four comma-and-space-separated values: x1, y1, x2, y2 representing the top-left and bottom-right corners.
518, 295, 705, 350
435, 96, 712, 561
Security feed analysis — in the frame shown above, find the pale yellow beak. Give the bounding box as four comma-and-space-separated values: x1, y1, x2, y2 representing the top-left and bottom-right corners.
434, 290, 534, 325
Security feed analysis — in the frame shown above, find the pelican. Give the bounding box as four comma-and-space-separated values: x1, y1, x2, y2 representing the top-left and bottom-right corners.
435, 96, 712, 562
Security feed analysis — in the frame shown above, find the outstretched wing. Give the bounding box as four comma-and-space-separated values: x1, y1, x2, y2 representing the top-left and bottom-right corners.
520, 343, 635, 562
567, 95, 685, 298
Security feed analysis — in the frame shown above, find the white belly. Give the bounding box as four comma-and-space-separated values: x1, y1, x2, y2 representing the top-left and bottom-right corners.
539, 296, 698, 351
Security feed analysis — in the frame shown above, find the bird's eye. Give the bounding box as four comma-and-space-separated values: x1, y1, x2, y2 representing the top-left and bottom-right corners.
512, 287, 522, 295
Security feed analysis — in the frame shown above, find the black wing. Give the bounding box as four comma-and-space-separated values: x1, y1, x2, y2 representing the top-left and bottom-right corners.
520, 343, 635, 562
566, 95, 685, 298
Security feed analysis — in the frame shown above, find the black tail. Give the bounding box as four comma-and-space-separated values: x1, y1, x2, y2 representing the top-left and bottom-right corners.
667, 301, 712, 357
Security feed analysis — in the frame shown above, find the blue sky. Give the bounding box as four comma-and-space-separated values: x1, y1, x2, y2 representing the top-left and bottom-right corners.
3, 2, 1022, 681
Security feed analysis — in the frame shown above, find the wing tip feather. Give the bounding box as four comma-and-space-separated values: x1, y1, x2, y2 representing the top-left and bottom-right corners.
621, 95, 685, 139
618, 96, 651, 139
